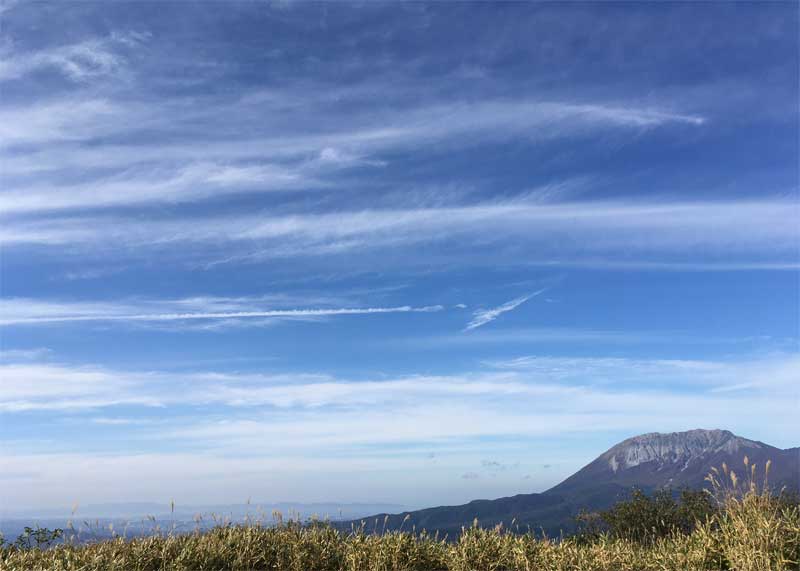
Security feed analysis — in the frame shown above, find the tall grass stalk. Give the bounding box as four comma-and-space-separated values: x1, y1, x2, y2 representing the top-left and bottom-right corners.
3, 461, 797, 571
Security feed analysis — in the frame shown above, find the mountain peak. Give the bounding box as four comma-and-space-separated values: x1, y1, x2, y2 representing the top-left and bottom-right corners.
547, 428, 791, 496
602, 429, 760, 473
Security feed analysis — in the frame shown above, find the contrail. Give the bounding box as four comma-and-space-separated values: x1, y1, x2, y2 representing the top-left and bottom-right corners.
1, 305, 445, 325
465, 289, 547, 331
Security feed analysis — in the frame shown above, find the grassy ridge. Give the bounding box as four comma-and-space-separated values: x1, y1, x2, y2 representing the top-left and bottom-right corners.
3, 465, 799, 571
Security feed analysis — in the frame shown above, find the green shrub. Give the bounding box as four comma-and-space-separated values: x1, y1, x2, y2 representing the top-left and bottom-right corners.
586, 487, 718, 543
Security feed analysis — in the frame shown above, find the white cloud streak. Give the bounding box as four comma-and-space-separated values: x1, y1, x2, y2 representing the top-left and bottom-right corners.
0, 96, 703, 152
0, 93, 705, 214
0, 98, 125, 148
0, 32, 147, 82
465, 289, 547, 330
2, 353, 796, 414
0, 297, 443, 326
2, 200, 796, 264
0, 162, 314, 214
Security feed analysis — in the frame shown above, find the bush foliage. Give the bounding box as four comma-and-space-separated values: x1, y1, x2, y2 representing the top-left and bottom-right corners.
575, 488, 718, 543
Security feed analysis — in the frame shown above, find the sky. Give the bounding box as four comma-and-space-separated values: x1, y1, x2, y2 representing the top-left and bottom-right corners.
0, 1, 798, 513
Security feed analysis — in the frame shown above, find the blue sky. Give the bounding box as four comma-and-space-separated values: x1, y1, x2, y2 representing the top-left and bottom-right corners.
0, 1, 798, 512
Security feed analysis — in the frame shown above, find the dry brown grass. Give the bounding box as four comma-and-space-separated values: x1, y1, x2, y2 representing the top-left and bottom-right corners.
3, 461, 798, 571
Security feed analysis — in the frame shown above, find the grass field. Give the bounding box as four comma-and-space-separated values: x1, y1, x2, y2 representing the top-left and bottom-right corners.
3, 468, 798, 571
2, 493, 797, 571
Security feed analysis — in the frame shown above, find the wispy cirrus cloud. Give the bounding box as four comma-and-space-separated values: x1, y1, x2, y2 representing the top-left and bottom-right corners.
0, 363, 556, 413
483, 354, 800, 394
465, 289, 547, 331
3, 200, 797, 266
1, 354, 795, 444
0, 92, 707, 221
0, 296, 443, 327
1, 95, 704, 153
0, 31, 148, 82
0, 161, 316, 214
0, 98, 124, 148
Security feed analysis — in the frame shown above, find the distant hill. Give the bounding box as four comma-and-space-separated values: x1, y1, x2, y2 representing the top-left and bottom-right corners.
0, 501, 415, 546
1, 501, 412, 524
351, 429, 799, 537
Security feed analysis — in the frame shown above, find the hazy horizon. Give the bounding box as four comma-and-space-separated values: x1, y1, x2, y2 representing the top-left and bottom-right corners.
1, 2, 798, 513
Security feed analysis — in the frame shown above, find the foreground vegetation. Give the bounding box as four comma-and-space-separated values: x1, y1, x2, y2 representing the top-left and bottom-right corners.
3, 462, 798, 571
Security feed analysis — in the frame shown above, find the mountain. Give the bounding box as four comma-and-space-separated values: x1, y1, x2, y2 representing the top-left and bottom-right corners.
351, 429, 799, 537
551, 429, 799, 495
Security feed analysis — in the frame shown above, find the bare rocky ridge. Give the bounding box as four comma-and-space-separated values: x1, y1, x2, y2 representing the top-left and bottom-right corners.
603, 429, 759, 473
